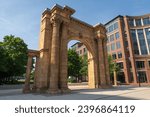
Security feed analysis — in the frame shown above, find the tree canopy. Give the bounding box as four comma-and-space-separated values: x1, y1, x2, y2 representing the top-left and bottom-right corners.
79, 54, 88, 77
0, 35, 28, 76
68, 49, 82, 78
108, 55, 120, 75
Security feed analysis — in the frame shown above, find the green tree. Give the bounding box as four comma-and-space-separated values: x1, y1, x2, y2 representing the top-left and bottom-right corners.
0, 42, 8, 73
108, 55, 121, 85
1, 35, 28, 76
68, 49, 82, 81
79, 54, 88, 80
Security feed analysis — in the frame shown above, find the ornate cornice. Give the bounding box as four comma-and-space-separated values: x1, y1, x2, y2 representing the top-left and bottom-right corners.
70, 17, 93, 30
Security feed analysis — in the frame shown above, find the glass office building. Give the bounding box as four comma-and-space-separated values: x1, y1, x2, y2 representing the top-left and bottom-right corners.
105, 14, 150, 84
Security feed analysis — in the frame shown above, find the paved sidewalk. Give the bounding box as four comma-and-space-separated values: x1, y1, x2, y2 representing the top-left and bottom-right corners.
0, 85, 150, 100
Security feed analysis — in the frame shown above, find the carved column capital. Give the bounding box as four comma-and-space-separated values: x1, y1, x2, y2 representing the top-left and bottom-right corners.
51, 16, 62, 27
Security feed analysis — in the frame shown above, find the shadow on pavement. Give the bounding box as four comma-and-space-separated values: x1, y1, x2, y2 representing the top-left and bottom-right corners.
0, 85, 148, 100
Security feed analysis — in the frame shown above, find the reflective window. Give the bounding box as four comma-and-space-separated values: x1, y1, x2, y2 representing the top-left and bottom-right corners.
110, 34, 114, 42
111, 43, 115, 51
143, 17, 150, 25
109, 25, 114, 33
135, 19, 142, 26
137, 29, 148, 55
130, 29, 139, 55
112, 53, 117, 59
138, 71, 147, 83
115, 32, 120, 39
125, 41, 128, 47
107, 45, 110, 52
145, 28, 150, 52
116, 41, 121, 49
118, 52, 122, 58
129, 19, 134, 27
114, 22, 118, 30
136, 61, 145, 68
107, 22, 118, 33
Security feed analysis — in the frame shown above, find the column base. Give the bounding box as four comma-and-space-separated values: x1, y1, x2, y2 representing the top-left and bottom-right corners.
33, 87, 48, 93
47, 88, 61, 94
22, 86, 30, 93
61, 88, 71, 94
99, 84, 112, 88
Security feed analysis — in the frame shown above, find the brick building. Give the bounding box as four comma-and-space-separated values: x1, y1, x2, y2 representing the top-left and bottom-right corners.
72, 14, 150, 85
106, 14, 150, 84
71, 42, 87, 57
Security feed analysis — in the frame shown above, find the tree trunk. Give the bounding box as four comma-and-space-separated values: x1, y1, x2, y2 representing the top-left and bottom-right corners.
114, 71, 117, 86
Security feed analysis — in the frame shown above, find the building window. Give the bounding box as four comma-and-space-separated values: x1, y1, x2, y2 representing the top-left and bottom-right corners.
129, 19, 134, 27
114, 22, 118, 30
138, 71, 147, 83
115, 32, 120, 39
112, 53, 117, 59
130, 29, 139, 55
107, 45, 110, 52
116, 41, 121, 49
83, 48, 86, 53
118, 52, 122, 58
136, 61, 145, 68
125, 41, 128, 47
111, 43, 115, 51
137, 29, 148, 55
107, 36, 110, 43
110, 34, 114, 42
107, 22, 118, 33
143, 17, 150, 25
117, 62, 124, 69
145, 28, 150, 52
109, 25, 114, 33
135, 19, 142, 26
80, 50, 82, 54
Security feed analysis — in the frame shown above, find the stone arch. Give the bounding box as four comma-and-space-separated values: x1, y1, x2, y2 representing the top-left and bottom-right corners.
23, 4, 111, 94
67, 37, 98, 88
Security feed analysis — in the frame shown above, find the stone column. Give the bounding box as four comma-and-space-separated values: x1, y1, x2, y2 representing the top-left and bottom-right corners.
23, 55, 32, 93
48, 18, 61, 94
32, 56, 39, 91
103, 39, 111, 86
98, 39, 107, 88
59, 22, 70, 93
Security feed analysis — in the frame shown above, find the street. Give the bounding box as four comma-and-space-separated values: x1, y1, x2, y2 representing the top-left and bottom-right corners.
0, 84, 150, 100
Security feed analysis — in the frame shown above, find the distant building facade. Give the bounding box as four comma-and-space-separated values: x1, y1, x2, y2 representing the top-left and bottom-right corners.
71, 42, 87, 57
72, 14, 150, 85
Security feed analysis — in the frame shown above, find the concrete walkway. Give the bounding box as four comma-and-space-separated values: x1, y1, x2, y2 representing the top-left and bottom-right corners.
0, 84, 150, 100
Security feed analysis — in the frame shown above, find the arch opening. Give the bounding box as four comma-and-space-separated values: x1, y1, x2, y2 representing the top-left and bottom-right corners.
67, 40, 96, 89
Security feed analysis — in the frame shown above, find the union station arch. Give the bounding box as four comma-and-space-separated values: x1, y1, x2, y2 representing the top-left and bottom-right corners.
23, 4, 111, 94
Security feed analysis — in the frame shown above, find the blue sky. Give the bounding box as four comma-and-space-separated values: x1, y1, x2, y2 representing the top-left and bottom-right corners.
0, 0, 150, 49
